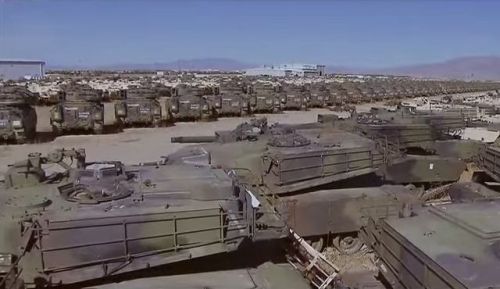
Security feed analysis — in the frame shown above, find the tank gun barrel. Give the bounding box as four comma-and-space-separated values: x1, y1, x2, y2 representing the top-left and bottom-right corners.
170, 136, 217, 143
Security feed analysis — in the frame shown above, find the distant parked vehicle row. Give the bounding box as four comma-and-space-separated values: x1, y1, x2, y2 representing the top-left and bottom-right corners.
1, 77, 499, 143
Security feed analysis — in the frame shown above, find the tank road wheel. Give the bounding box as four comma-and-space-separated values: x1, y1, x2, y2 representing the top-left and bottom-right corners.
306, 236, 325, 252
333, 235, 363, 255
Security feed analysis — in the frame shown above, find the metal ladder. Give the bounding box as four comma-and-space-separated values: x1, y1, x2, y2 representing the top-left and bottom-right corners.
287, 229, 340, 289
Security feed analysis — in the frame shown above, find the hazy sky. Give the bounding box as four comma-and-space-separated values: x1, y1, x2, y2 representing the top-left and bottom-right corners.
0, 0, 499, 67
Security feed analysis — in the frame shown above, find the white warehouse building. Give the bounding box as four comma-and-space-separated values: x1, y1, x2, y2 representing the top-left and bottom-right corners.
245, 64, 326, 77
0, 59, 46, 81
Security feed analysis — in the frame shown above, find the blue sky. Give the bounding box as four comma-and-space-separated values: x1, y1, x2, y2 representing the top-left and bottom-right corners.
0, 0, 499, 67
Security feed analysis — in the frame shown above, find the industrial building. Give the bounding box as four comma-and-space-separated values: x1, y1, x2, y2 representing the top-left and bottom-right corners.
0, 59, 45, 80
245, 64, 326, 77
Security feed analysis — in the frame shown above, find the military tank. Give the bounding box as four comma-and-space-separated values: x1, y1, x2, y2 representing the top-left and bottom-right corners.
114, 86, 163, 128
171, 118, 389, 250
355, 106, 470, 152
248, 81, 282, 113
170, 117, 470, 253
86, 262, 315, 289
0, 85, 37, 144
50, 83, 104, 135
341, 82, 364, 104
0, 148, 284, 288
358, 83, 377, 103
361, 183, 500, 289
325, 83, 346, 106
306, 83, 330, 108
170, 84, 216, 121
209, 81, 251, 116
280, 83, 309, 111
170, 118, 388, 194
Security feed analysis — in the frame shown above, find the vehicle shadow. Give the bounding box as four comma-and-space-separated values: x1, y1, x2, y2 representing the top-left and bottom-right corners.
33, 124, 124, 143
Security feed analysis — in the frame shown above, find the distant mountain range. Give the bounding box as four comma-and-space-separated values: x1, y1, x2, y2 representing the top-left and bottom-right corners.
48, 56, 500, 80
331, 56, 500, 81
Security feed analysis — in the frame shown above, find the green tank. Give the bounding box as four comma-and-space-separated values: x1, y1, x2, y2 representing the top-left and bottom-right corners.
0, 85, 37, 144
361, 183, 500, 289
325, 83, 346, 106
306, 83, 330, 108
169, 118, 470, 254
341, 82, 363, 104
170, 84, 216, 121
208, 81, 251, 116
248, 81, 282, 113
356, 107, 470, 152
280, 83, 309, 111
0, 148, 283, 288
50, 83, 104, 135
170, 118, 387, 194
114, 86, 163, 128
85, 262, 314, 289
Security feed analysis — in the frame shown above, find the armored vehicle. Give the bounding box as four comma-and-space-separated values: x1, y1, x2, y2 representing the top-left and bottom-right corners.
370, 84, 387, 101
280, 185, 420, 254
172, 117, 468, 192
170, 118, 469, 252
171, 118, 388, 194
0, 148, 284, 288
0, 85, 37, 144
280, 83, 309, 110
248, 81, 282, 113
362, 188, 500, 289
357, 83, 376, 103
114, 86, 163, 127
209, 82, 251, 116
477, 144, 500, 182
325, 83, 346, 106
87, 262, 314, 289
170, 84, 216, 121
306, 83, 330, 108
50, 84, 104, 135
355, 107, 469, 152
342, 82, 363, 104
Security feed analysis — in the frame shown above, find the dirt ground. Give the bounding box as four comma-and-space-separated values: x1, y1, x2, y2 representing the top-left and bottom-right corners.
0, 92, 484, 172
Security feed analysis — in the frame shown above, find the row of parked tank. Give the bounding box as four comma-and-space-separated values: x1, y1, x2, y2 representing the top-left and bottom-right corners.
1, 77, 499, 143
4, 103, 500, 289
114, 78, 500, 121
